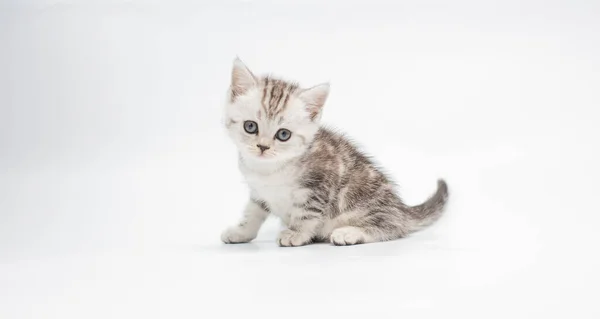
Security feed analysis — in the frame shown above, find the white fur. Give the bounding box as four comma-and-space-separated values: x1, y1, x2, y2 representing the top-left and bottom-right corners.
222, 59, 331, 246
221, 200, 269, 243
330, 226, 371, 245
277, 229, 312, 247
226, 89, 321, 162
240, 160, 303, 225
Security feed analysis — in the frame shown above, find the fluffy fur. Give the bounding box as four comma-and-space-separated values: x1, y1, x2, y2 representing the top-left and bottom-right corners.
221, 58, 448, 246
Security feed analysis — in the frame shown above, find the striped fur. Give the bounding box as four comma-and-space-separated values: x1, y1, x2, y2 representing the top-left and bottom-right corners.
221, 58, 448, 246
259, 77, 299, 120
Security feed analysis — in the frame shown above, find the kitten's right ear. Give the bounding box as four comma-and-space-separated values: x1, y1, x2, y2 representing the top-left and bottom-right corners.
231, 57, 257, 99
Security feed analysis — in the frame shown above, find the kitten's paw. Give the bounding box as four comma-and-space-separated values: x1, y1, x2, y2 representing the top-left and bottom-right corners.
277, 229, 311, 247
331, 227, 367, 246
221, 226, 254, 244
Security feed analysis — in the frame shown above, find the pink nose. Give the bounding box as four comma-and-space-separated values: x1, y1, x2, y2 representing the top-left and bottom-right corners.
257, 144, 270, 153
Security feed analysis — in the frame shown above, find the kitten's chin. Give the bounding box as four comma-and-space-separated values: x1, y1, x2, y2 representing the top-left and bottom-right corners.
247, 153, 280, 162
240, 151, 290, 165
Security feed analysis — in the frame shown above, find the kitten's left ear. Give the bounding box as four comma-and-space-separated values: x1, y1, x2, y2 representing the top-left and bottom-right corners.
299, 83, 330, 120
231, 57, 257, 99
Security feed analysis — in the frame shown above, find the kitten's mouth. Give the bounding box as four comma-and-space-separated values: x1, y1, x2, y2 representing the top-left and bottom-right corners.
255, 152, 276, 160
242, 148, 276, 160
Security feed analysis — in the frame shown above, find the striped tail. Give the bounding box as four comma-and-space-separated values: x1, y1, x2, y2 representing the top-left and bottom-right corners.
409, 179, 449, 231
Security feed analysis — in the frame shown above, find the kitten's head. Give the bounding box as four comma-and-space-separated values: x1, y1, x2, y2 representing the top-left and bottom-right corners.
224, 58, 330, 163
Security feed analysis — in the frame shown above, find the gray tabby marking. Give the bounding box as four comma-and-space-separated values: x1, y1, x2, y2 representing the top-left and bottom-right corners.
221, 58, 448, 246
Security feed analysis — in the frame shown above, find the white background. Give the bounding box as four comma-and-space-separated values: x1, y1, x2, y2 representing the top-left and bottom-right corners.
1, 0, 599, 318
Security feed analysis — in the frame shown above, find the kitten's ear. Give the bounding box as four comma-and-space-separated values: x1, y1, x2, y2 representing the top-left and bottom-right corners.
231, 57, 257, 99
299, 83, 330, 120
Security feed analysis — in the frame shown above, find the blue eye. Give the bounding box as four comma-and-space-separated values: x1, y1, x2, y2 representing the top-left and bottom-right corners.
275, 129, 292, 141
244, 121, 258, 134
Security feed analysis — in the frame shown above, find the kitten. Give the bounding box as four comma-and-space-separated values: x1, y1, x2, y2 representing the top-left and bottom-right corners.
221, 58, 448, 246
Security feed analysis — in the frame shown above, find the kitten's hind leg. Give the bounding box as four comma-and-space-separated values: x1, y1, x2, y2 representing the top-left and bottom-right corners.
330, 226, 371, 246
329, 209, 408, 246
330, 225, 400, 246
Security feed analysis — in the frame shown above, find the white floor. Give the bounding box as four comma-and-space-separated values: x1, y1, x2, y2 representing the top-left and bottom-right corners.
1, 1, 600, 318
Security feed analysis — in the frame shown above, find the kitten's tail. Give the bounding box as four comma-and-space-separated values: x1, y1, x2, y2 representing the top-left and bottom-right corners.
408, 179, 449, 231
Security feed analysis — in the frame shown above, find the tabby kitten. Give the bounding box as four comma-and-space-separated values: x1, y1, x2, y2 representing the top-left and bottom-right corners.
221, 58, 448, 246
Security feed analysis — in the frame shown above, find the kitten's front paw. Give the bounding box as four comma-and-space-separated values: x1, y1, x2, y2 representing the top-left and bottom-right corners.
277, 229, 311, 247
221, 226, 255, 244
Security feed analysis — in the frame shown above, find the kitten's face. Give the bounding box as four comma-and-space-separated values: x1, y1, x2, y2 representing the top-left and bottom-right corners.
224, 59, 329, 163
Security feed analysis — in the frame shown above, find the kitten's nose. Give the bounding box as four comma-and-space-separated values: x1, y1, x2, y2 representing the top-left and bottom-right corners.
257, 144, 270, 153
